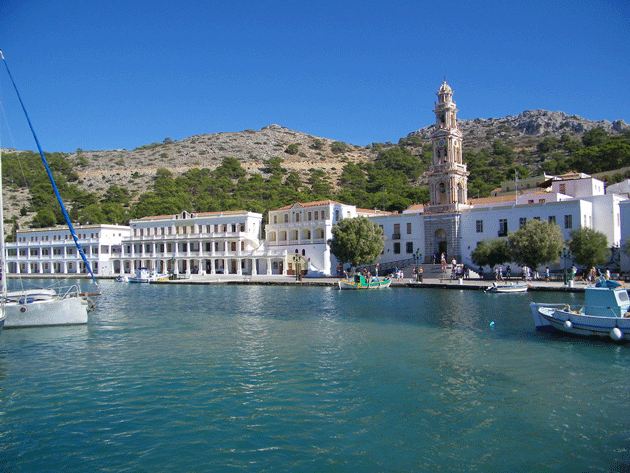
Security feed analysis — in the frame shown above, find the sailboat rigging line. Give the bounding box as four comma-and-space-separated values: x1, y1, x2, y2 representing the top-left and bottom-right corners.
0, 50, 98, 286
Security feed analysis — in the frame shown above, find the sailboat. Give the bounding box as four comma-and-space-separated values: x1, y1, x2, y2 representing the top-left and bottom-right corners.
1, 51, 98, 327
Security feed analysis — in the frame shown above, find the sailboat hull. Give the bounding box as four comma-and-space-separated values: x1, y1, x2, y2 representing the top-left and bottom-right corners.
4, 296, 88, 328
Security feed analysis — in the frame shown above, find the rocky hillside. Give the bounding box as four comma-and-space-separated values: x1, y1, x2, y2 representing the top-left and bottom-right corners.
69, 110, 628, 196
3, 110, 628, 225
69, 124, 378, 199
409, 110, 628, 152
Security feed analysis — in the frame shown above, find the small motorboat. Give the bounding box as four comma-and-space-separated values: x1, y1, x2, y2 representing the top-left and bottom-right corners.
485, 281, 529, 293
125, 268, 170, 283
530, 278, 630, 342
338, 274, 392, 290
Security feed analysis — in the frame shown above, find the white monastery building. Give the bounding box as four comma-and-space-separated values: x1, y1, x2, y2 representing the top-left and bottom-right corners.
6, 81, 629, 277
112, 210, 281, 277
265, 200, 358, 276
5, 224, 130, 276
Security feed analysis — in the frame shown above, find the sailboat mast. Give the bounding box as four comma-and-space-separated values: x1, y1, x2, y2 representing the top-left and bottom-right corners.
0, 143, 7, 299
0, 50, 98, 286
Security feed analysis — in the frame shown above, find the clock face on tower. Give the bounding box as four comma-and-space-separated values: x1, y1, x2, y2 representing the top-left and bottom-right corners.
438, 139, 445, 147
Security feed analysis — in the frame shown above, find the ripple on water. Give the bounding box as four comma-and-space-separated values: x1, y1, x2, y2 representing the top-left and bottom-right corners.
0, 282, 628, 472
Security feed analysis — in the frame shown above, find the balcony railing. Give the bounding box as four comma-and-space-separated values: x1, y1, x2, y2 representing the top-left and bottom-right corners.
126, 231, 248, 241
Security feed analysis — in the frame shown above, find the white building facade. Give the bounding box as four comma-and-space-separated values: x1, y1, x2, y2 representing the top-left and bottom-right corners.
5, 224, 130, 276
265, 200, 359, 276
369, 210, 425, 265
113, 210, 282, 276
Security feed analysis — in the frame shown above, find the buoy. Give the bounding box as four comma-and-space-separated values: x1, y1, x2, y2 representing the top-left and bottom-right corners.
564, 320, 573, 330
489, 321, 495, 327
610, 327, 624, 341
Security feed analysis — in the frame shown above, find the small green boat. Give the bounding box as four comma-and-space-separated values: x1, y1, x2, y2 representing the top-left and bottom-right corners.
338, 274, 392, 290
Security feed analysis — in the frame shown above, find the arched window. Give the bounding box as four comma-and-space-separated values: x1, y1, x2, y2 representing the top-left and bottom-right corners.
438, 182, 447, 205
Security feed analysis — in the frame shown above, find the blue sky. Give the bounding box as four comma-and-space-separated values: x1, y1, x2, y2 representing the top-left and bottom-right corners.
1, 0, 628, 153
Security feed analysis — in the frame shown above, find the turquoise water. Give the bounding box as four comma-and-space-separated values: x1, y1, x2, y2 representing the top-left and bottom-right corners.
0, 281, 628, 472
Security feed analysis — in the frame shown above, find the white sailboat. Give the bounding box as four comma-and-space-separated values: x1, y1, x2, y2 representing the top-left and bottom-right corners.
1, 50, 97, 328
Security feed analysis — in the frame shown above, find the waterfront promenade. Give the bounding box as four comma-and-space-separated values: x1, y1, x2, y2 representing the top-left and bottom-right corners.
156, 272, 591, 292
10, 267, 598, 292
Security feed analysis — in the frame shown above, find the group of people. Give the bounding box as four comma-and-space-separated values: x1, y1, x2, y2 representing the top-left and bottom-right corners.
438, 255, 470, 280
345, 256, 615, 286
391, 267, 404, 281
490, 265, 539, 281
489, 264, 613, 284
451, 264, 470, 279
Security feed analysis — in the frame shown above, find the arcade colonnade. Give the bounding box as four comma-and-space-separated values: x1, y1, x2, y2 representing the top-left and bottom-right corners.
113, 210, 288, 277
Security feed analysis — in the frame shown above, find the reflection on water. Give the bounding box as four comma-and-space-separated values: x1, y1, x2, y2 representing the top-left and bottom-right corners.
0, 282, 627, 472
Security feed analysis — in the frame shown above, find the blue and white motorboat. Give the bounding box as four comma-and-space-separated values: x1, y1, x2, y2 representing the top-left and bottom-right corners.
126, 268, 170, 283
530, 278, 630, 342
485, 281, 529, 293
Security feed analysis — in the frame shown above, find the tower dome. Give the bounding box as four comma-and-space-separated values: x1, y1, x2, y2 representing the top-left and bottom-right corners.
437, 80, 452, 95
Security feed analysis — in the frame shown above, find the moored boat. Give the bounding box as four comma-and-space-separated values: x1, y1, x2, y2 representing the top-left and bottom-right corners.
4, 286, 93, 327
1, 50, 98, 328
126, 267, 170, 283
485, 282, 529, 293
338, 274, 391, 290
530, 278, 630, 341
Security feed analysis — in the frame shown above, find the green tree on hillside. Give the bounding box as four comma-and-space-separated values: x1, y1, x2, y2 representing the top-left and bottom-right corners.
373, 146, 424, 180
213, 157, 246, 180
33, 208, 58, 228
285, 143, 299, 155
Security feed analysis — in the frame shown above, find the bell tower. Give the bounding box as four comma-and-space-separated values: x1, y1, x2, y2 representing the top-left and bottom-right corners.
423, 80, 468, 264
426, 80, 468, 212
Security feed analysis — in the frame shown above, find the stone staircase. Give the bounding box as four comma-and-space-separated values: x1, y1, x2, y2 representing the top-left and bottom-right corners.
357, 261, 479, 281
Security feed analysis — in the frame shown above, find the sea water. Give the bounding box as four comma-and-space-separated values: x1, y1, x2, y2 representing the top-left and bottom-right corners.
0, 281, 628, 472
